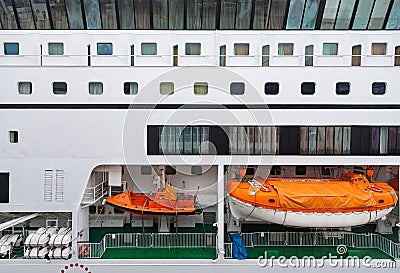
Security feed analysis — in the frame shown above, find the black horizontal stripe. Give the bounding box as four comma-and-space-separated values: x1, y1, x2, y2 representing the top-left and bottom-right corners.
0, 104, 400, 110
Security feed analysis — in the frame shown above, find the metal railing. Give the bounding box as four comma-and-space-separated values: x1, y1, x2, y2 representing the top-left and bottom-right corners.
78, 232, 217, 259
81, 180, 108, 205
225, 232, 400, 259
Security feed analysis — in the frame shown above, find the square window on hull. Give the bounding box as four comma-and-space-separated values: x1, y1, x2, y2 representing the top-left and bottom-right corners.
53, 82, 67, 94
336, 82, 350, 95
4, 43, 19, 55
301, 82, 315, 95
372, 82, 386, 95
89, 82, 103, 95
97, 43, 113, 55
124, 82, 138, 95
265, 83, 279, 95
48, 43, 64, 55
18, 82, 32, 95
230, 82, 245, 95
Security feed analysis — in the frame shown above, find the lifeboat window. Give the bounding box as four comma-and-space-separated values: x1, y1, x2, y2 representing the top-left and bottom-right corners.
160, 82, 174, 95
336, 82, 350, 95
9, 131, 18, 143
4, 42, 19, 55
18, 82, 32, 95
191, 166, 202, 175
322, 43, 338, 55
185, 43, 201, 55
0, 173, 9, 203
371, 43, 387, 55
264, 83, 279, 95
97, 43, 113, 55
89, 206, 96, 214
48, 43, 64, 55
165, 166, 176, 175
89, 82, 103, 95
278, 43, 294, 56
372, 82, 386, 95
378, 199, 384, 203
268, 199, 275, 203
301, 82, 315, 95
124, 82, 138, 95
194, 82, 208, 95
53, 82, 67, 95
234, 43, 249, 56
141, 166, 153, 175
141, 43, 157, 55
230, 82, 245, 95
295, 166, 307, 175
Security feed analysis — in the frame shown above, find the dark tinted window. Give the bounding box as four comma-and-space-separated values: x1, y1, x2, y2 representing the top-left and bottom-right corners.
295, 166, 307, 175
230, 82, 245, 95
336, 82, 350, 95
0, 173, 9, 203
165, 166, 176, 175
265, 83, 279, 95
301, 82, 315, 95
191, 166, 202, 175
124, 82, 138, 95
53, 82, 67, 94
97, 43, 113, 55
4, 43, 19, 55
372, 82, 386, 95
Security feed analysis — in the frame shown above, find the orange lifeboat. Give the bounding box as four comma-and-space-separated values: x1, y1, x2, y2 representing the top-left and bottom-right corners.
106, 185, 202, 215
227, 173, 398, 228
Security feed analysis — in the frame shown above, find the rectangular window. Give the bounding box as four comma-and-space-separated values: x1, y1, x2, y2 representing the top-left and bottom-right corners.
191, 166, 202, 175
220, 45, 226, 66
0, 173, 9, 203
395, 46, 400, 66
305, 45, 314, 66
371, 43, 387, 55
325, 127, 334, 154
380, 127, 389, 154
262, 45, 270, 66
160, 82, 174, 95
185, 43, 201, 55
4, 43, 19, 55
336, 82, 350, 95
124, 82, 138, 95
53, 82, 67, 95
130, 45, 135, 66
300, 127, 309, 154
141, 43, 157, 55
372, 82, 386, 95
317, 127, 326, 154
352, 45, 361, 66
301, 82, 315, 95
229, 127, 238, 154
48, 43, 64, 55
97, 43, 113, 55
194, 82, 208, 95
9, 131, 18, 143
89, 82, 103, 95
308, 127, 317, 154
264, 82, 279, 95
334, 127, 343, 154
230, 82, 245, 95
18, 82, 32, 95
323, 43, 338, 55
278, 43, 294, 55
234, 43, 250, 56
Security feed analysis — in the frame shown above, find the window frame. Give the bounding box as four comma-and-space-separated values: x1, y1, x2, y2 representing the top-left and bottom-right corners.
52, 82, 67, 95
4, 42, 19, 55
48, 42, 64, 55
97, 43, 113, 55
301, 82, 316, 95
141, 43, 157, 55
230, 82, 245, 95
264, 82, 280, 95
89, 82, 104, 95
123, 82, 139, 95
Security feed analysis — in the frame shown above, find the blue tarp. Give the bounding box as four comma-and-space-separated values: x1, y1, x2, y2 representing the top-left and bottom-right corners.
229, 233, 247, 260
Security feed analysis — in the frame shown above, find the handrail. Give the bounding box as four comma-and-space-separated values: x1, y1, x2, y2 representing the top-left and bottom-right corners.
82, 180, 108, 206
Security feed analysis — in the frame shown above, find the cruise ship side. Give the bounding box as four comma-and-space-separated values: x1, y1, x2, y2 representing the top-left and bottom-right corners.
0, 0, 400, 272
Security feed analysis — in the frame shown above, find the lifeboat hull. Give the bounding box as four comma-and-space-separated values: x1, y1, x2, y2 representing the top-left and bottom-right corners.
227, 173, 398, 228
229, 195, 394, 228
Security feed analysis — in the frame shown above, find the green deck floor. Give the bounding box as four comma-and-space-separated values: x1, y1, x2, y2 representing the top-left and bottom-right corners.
245, 246, 392, 259
102, 247, 217, 259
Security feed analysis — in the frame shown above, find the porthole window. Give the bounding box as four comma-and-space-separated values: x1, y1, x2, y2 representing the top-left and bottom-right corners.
265, 83, 279, 95
160, 82, 174, 95
97, 43, 113, 55
194, 82, 208, 95
89, 82, 103, 95
336, 82, 350, 95
372, 82, 386, 95
301, 82, 315, 95
124, 82, 138, 95
18, 82, 32, 95
53, 82, 67, 95
230, 82, 245, 95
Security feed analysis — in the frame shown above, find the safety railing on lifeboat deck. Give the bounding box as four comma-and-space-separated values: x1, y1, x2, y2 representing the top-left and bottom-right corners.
77, 232, 217, 259
224, 232, 400, 259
